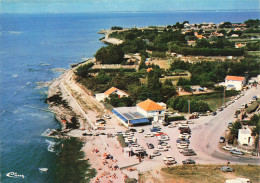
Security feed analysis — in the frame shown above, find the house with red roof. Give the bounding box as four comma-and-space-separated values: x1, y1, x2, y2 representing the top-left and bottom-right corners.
137, 99, 166, 122
225, 75, 246, 90
95, 87, 129, 101
112, 99, 166, 127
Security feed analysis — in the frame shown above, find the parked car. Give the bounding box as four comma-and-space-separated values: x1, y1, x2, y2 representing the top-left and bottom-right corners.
177, 143, 189, 149
219, 136, 225, 143
180, 149, 197, 156
146, 143, 154, 149
129, 128, 137, 132
168, 124, 177, 128
176, 138, 190, 144
157, 135, 170, 141
182, 159, 196, 164
182, 151, 196, 156
150, 128, 161, 132
156, 145, 168, 151
96, 118, 106, 124
144, 133, 154, 137
151, 151, 161, 157
103, 114, 111, 119
138, 128, 144, 133
220, 166, 234, 172
222, 146, 234, 151
230, 149, 244, 155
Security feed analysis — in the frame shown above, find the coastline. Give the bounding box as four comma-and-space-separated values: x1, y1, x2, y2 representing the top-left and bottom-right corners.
46, 62, 139, 182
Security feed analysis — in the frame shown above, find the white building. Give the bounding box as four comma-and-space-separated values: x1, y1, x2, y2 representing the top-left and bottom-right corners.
137, 99, 166, 122
225, 75, 246, 91
95, 87, 129, 101
238, 126, 254, 146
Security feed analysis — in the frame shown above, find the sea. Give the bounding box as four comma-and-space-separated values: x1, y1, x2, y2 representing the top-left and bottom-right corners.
0, 11, 259, 182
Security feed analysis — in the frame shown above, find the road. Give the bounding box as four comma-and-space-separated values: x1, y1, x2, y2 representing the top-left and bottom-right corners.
190, 86, 260, 164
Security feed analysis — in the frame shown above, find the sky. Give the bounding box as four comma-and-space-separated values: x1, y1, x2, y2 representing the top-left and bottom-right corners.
0, 0, 259, 13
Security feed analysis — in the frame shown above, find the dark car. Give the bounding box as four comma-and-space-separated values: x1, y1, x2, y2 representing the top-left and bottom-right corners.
181, 149, 196, 156
129, 128, 137, 132
220, 166, 234, 172
150, 128, 161, 132
146, 143, 154, 149
219, 136, 225, 143
182, 159, 196, 164
179, 127, 191, 134
176, 138, 190, 144
96, 118, 106, 124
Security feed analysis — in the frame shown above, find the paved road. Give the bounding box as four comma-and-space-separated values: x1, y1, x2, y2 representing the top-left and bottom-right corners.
190, 86, 260, 164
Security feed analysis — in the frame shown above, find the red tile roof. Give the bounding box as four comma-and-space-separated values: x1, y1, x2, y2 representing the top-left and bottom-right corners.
225, 75, 245, 81
104, 87, 128, 96
137, 99, 164, 111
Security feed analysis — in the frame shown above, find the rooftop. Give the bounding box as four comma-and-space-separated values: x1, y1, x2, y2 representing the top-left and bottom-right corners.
225, 75, 245, 81
104, 87, 128, 96
137, 99, 164, 111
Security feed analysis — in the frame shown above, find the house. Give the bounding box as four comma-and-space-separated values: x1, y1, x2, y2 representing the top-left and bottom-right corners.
238, 126, 254, 146
95, 87, 129, 101
225, 75, 246, 91
137, 99, 166, 122
235, 43, 246, 48
104, 87, 129, 98
112, 99, 166, 127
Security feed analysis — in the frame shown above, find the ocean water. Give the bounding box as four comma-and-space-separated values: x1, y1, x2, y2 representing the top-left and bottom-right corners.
0, 11, 259, 182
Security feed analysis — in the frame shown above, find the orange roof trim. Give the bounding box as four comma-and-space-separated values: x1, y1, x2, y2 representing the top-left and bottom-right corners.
137, 99, 164, 111
225, 75, 245, 81
104, 87, 128, 96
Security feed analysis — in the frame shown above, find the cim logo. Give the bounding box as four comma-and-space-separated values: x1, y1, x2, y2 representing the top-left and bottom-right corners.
6, 172, 25, 179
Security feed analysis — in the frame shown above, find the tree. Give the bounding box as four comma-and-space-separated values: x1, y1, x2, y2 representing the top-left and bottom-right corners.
95, 45, 124, 64
147, 70, 162, 90
74, 62, 94, 77
230, 121, 242, 138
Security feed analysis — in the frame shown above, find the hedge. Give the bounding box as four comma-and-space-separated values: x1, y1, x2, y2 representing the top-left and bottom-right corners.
166, 116, 185, 122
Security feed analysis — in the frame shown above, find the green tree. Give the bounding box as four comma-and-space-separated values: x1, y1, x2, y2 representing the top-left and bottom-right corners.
147, 70, 162, 90
74, 62, 94, 77
230, 121, 242, 138
95, 45, 124, 64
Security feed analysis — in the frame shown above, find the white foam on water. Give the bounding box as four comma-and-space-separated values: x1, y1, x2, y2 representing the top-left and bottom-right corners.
45, 139, 56, 153
42, 129, 54, 137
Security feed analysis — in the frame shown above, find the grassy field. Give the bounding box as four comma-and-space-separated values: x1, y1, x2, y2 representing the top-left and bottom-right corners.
205, 97, 232, 111
246, 51, 260, 57
140, 165, 260, 183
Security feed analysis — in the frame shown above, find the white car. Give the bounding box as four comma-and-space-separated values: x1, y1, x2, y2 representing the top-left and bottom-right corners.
177, 143, 189, 149
156, 145, 168, 151
103, 114, 111, 119
138, 128, 144, 133
222, 146, 233, 151
157, 135, 170, 141
162, 156, 175, 162
123, 133, 133, 138
168, 124, 177, 128
151, 151, 161, 157
144, 133, 154, 137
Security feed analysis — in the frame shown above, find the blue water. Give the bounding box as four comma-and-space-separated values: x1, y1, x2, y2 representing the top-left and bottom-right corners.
0, 11, 259, 182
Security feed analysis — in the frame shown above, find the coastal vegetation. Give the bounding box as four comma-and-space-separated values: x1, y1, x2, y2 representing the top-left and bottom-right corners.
56, 137, 96, 183
77, 19, 260, 113
151, 165, 260, 183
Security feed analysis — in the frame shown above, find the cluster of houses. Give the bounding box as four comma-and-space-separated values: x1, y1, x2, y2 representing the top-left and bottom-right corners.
95, 73, 260, 127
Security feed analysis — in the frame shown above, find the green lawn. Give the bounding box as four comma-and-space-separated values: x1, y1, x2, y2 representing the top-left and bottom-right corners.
205, 97, 232, 111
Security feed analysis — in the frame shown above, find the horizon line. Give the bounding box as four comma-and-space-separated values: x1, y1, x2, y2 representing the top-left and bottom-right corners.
1, 9, 260, 14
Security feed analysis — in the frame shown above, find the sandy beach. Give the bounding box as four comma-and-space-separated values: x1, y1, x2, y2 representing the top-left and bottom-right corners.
47, 64, 141, 182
